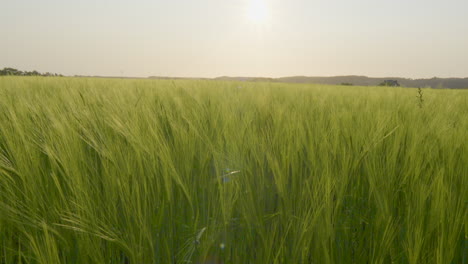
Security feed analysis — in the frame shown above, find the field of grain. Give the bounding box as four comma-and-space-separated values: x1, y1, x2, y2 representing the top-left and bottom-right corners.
0, 77, 467, 264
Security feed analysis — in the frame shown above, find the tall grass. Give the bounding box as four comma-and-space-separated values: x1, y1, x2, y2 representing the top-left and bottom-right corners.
0, 77, 467, 263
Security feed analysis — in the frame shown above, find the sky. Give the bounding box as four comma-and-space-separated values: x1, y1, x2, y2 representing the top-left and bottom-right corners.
1, 0, 468, 78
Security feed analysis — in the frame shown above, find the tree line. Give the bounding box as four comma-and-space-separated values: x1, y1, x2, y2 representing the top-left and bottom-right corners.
0, 67, 63, 77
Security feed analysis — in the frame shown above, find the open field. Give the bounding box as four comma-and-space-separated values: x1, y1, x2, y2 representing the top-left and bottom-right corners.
0, 77, 467, 263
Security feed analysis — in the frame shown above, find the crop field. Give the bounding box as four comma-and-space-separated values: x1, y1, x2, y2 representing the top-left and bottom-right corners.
0, 77, 467, 264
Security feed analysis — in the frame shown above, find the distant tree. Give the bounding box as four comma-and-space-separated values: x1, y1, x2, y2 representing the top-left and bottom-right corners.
379, 80, 400, 87
0, 68, 21, 76
340, 82, 353, 86
0, 68, 62, 77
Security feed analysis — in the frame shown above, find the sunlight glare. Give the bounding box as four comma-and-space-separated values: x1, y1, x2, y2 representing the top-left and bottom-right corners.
247, 0, 269, 24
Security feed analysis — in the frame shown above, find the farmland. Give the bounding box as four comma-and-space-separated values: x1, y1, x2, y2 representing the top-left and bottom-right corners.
0, 77, 467, 263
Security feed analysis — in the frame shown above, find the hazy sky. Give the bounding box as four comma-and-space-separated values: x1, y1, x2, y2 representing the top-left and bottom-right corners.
1, 0, 468, 78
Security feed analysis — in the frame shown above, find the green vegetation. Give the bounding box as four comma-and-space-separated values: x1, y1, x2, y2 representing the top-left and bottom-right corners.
379, 80, 401, 87
0, 77, 467, 264
0, 68, 63, 77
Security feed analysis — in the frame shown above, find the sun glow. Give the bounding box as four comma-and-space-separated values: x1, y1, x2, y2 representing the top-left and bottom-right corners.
247, 0, 269, 24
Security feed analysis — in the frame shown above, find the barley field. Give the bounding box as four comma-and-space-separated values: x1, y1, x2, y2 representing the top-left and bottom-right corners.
0, 77, 467, 264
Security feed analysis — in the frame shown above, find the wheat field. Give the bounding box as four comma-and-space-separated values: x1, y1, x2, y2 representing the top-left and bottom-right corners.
0, 77, 467, 263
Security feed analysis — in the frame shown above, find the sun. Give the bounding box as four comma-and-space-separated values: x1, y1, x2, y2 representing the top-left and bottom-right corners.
247, 0, 269, 24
